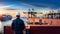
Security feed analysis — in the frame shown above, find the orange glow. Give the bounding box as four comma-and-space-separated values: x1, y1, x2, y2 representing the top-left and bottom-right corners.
27, 18, 40, 22
0, 14, 3, 17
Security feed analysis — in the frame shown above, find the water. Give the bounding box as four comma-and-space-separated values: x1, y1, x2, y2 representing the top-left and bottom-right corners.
1, 17, 28, 33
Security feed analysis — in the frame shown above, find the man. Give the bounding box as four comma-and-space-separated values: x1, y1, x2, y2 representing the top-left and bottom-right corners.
39, 19, 43, 25
11, 13, 25, 34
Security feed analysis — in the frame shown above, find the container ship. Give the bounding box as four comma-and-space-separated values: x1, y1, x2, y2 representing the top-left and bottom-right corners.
0, 14, 12, 21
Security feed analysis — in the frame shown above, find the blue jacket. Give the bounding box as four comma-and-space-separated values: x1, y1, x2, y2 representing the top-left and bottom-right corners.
12, 18, 25, 31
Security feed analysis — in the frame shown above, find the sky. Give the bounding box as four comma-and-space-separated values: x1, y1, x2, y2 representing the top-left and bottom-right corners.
0, 0, 60, 12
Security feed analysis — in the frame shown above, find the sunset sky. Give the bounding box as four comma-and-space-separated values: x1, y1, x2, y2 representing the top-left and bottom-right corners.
0, 0, 60, 16
0, 0, 60, 10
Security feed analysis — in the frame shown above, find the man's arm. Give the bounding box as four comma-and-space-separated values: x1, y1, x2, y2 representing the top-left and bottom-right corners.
22, 20, 25, 30
11, 20, 14, 30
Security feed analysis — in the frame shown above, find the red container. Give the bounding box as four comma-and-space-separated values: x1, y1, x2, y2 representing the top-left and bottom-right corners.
4, 26, 14, 34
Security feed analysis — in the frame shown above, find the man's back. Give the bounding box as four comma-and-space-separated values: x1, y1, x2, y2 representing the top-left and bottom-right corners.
12, 18, 25, 31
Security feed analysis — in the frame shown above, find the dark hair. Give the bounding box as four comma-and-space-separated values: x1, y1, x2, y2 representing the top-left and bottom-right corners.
16, 15, 20, 18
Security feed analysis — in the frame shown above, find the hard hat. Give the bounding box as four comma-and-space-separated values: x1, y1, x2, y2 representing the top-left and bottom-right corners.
16, 12, 20, 16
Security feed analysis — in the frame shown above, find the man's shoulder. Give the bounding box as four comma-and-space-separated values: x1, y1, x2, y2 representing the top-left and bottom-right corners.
13, 19, 16, 21
20, 19, 24, 22
12, 18, 24, 22
12, 19, 17, 22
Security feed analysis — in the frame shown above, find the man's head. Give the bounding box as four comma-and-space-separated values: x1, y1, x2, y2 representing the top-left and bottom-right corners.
16, 12, 20, 18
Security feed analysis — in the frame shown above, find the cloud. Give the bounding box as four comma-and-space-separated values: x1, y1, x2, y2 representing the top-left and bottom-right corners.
5, 8, 18, 10
0, 4, 18, 10
19, 0, 60, 9
0, 5, 13, 8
